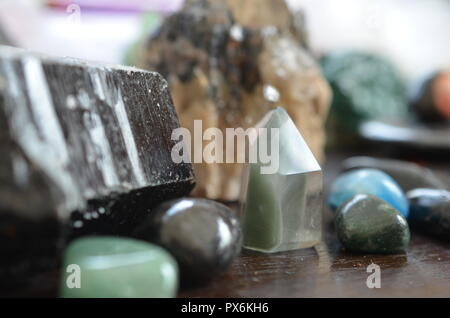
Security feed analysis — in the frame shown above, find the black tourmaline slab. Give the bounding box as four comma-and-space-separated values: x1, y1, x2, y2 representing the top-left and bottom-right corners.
0, 46, 195, 293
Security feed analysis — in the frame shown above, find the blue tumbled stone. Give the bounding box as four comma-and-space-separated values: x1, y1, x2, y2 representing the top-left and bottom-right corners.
328, 168, 409, 217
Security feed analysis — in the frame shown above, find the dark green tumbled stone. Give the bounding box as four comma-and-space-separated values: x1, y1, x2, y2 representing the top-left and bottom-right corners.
335, 194, 410, 254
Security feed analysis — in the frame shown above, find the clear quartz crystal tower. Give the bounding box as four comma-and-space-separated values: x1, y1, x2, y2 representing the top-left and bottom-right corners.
240, 107, 322, 253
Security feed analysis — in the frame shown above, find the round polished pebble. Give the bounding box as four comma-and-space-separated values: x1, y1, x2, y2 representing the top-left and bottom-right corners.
335, 194, 410, 254
434, 72, 450, 119
407, 188, 450, 241
410, 71, 450, 122
328, 168, 409, 217
134, 198, 242, 285
60, 236, 178, 298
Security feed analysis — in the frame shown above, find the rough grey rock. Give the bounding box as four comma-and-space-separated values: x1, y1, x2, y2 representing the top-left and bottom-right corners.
136, 0, 331, 200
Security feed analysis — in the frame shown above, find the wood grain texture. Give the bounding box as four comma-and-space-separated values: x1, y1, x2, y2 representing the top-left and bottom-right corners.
179, 150, 450, 298
4, 149, 450, 297
179, 226, 450, 297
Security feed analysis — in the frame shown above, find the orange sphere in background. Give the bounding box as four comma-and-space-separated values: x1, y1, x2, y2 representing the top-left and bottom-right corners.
433, 72, 450, 120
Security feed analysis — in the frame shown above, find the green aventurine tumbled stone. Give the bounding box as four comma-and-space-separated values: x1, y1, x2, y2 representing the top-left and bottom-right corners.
335, 194, 410, 254
60, 236, 178, 298
241, 107, 322, 253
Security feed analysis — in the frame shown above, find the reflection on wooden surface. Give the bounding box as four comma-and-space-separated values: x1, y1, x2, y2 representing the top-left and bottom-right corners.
180, 150, 450, 298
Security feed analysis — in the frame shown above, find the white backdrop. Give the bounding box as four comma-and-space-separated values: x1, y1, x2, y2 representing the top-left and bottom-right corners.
287, 0, 450, 81
0, 0, 449, 82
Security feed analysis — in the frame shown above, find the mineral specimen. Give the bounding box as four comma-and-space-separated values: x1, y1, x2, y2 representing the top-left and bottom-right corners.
136, 0, 331, 201
409, 71, 450, 122
335, 194, 410, 254
321, 51, 407, 133
341, 156, 448, 192
240, 107, 322, 253
407, 188, 450, 242
134, 198, 242, 285
0, 46, 194, 291
328, 169, 409, 217
60, 236, 178, 298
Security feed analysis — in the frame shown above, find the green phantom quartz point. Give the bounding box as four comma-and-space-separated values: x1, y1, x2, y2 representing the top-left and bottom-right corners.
60, 236, 178, 298
241, 107, 323, 253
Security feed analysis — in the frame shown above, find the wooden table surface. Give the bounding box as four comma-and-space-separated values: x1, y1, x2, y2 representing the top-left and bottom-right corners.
179, 149, 450, 298
8, 149, 450, 298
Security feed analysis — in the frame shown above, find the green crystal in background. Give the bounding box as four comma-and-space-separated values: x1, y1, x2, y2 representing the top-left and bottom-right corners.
321, 51, 408, 133
240, 107, 323, 253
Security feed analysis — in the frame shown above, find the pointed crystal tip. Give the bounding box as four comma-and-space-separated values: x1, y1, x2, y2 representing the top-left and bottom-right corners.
240, 107, 322, 253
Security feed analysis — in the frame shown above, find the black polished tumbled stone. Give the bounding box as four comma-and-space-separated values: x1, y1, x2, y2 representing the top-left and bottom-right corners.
335, 194, 410, 254
134, 198, 242, 285
407, 188, 450, 242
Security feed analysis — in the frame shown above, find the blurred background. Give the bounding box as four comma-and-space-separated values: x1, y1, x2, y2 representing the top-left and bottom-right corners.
1, 0, 449, 152
1, 0, 449, 80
